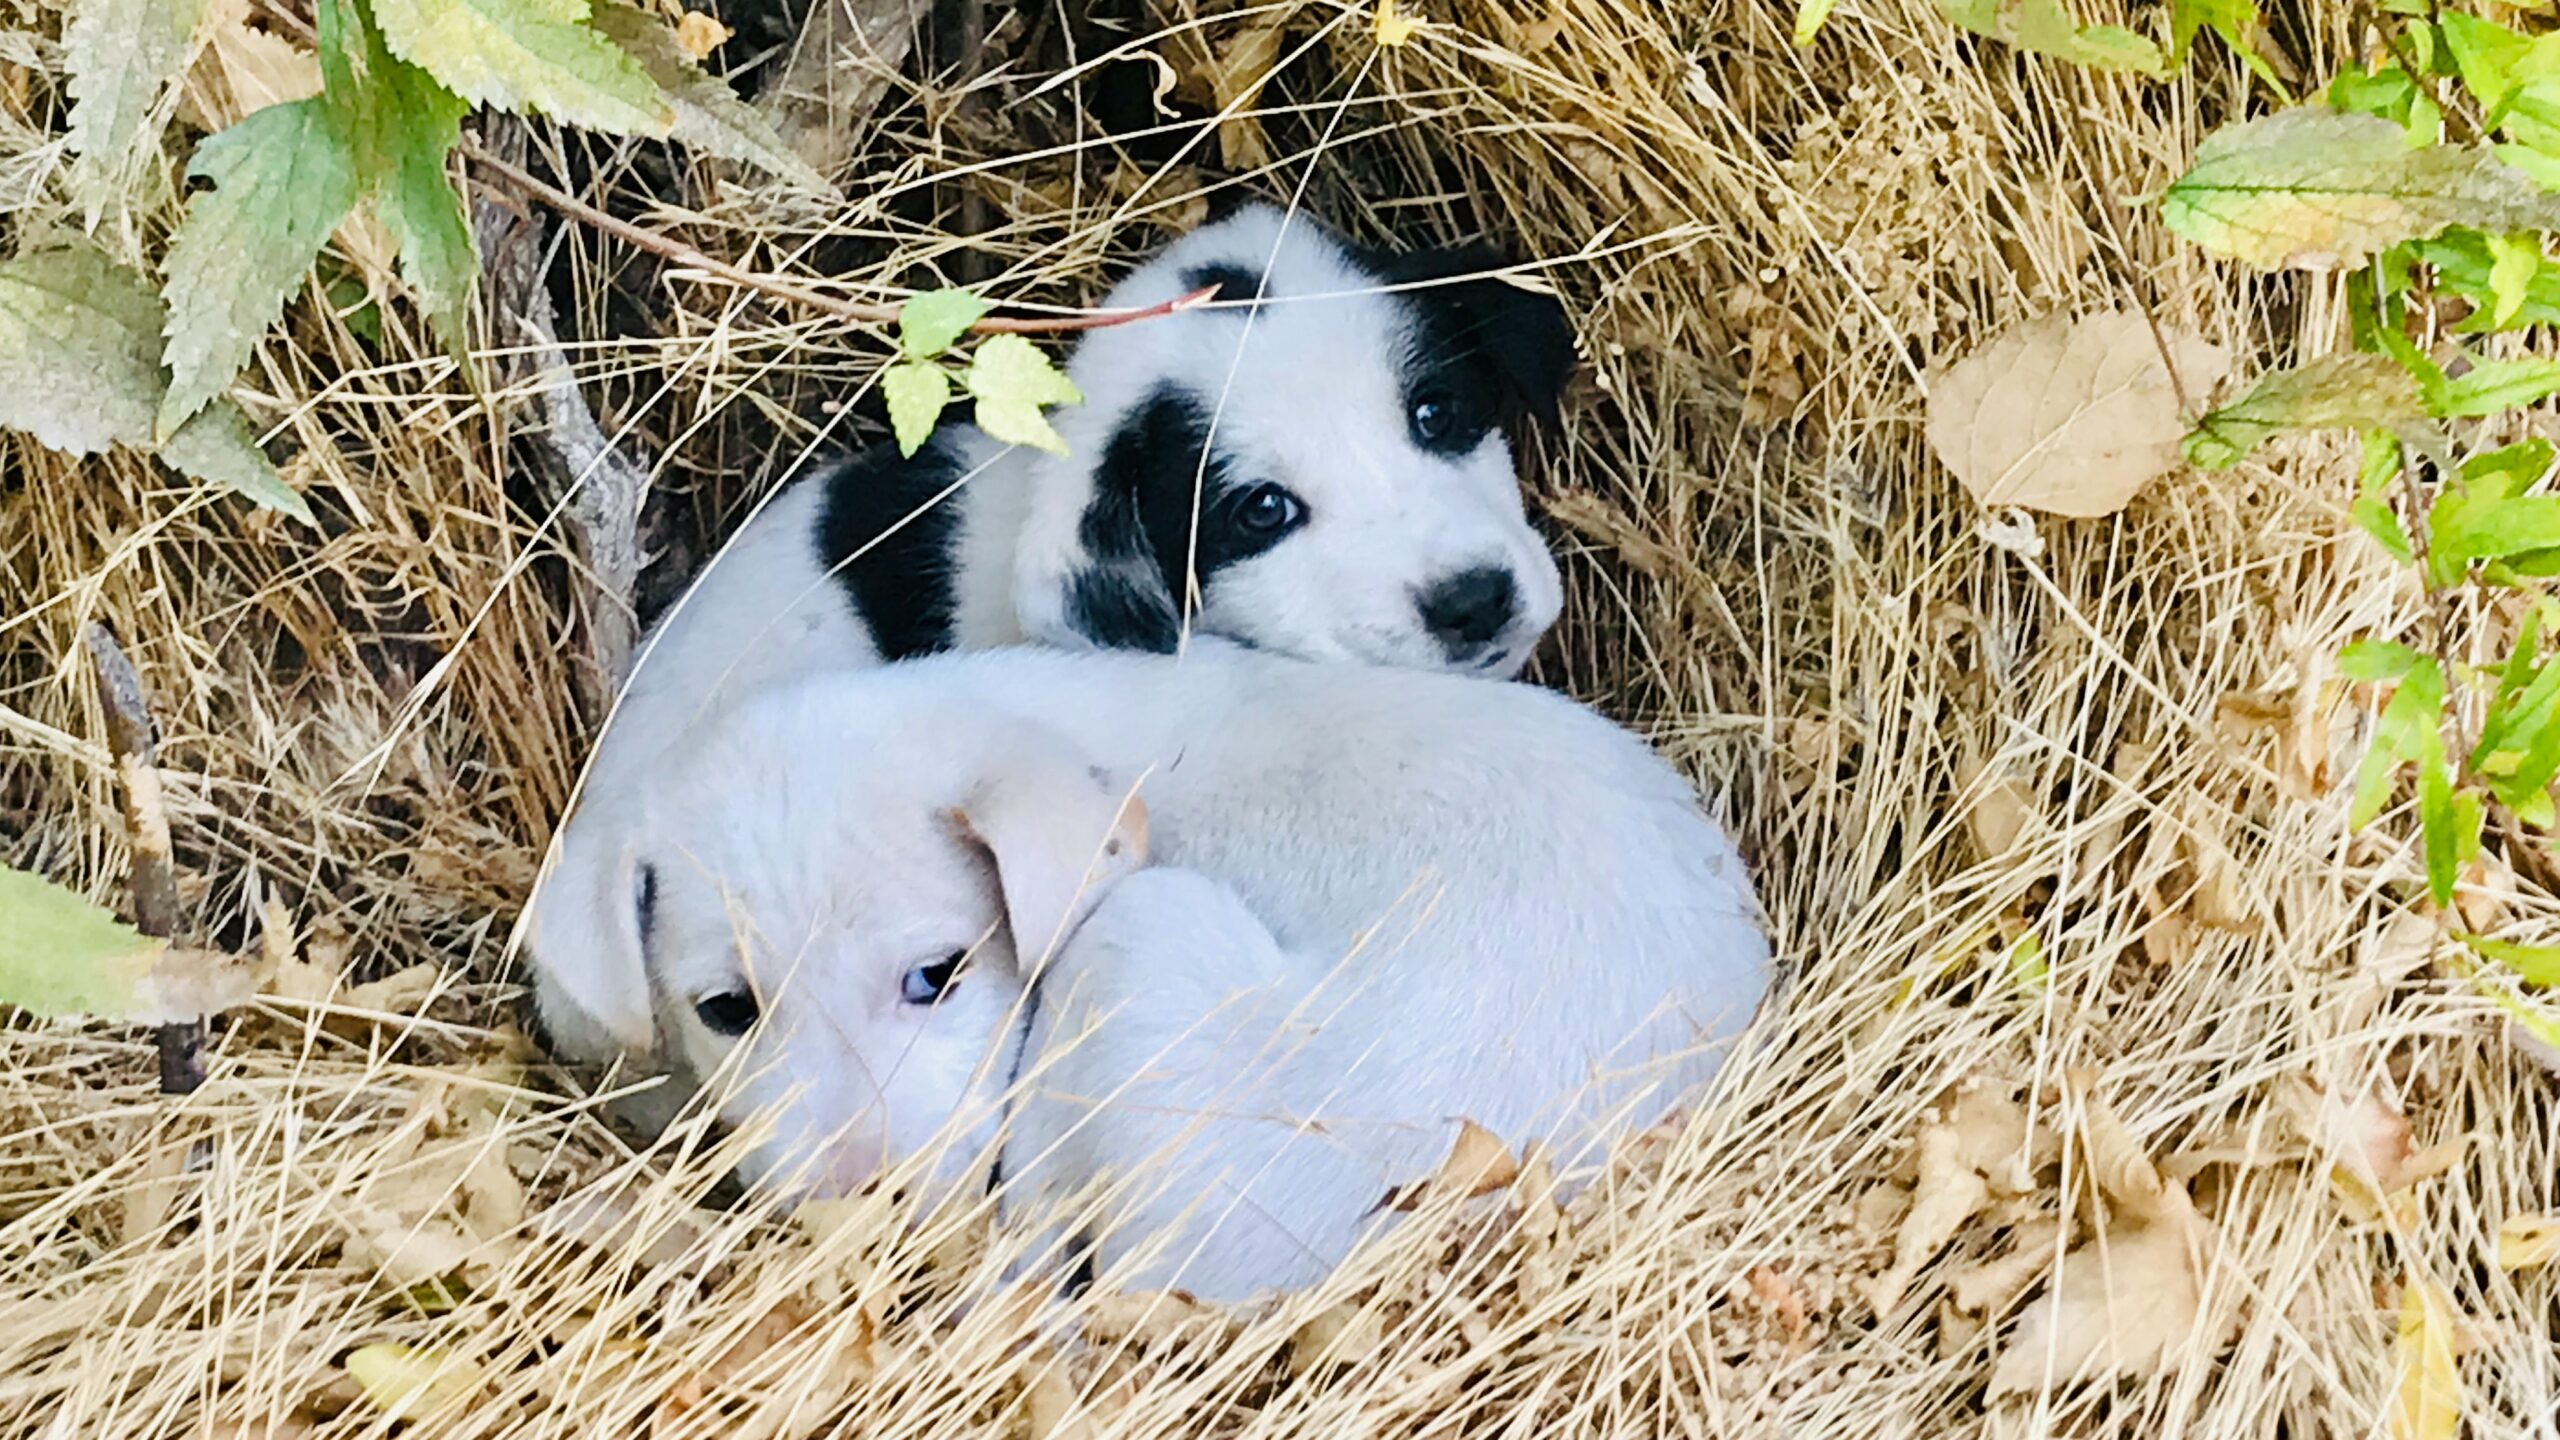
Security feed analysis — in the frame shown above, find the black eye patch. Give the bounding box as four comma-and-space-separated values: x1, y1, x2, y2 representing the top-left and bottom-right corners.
1180, 263, 1267, 307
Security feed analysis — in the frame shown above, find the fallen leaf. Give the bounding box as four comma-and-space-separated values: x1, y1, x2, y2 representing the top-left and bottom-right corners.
1543, 488, 1680, 578
120, 1139, 193, 1248
673, 10, 731, 59
1956, 756, 2037, 861
342, 1343, 487, 1422
1081, 1289, 1222, 1346
1947, 1083, 2035, 1193
2496, 1214, 2560, 1271
1862, 1121, 1990, 1315
2072, 1071, 2171, 1221
180, 0, 322, 133
1168, 12, 1289, 171
202, 1415, 323, 1440
1990, 1184, 2224, 1393
129, 946, 260, 1024
1374, 0, 1423, 47
1747, 1266, 1810, 1347
337, 962, 441, 1016
1288, 1302, 1386, 1374
1380, 1119, 1522, 1211
538, 1189, 710, 1269
2393, 1274, 2463, 1440
1925, 310, 2231, 518
342, 1208, 478, 1289
1948, 1216, 2068, 1315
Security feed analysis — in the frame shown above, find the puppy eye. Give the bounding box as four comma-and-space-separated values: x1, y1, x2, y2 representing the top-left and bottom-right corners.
1408, 390, 1457, 446
693, 989, 760, 1036
901, 951, 967, 1005
1232, 482, 1304, 538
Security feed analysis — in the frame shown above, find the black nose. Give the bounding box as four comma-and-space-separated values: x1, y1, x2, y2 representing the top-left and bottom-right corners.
1417, 566, 1519, 653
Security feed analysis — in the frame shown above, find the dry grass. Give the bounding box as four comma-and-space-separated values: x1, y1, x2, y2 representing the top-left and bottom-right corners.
6, 0, 2559, 1435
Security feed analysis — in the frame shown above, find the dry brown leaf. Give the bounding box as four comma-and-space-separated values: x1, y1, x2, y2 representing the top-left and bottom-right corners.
1081, 1289, 1221, 1345
130, 947, 259, 1024
459, 1138, 525, 1238
674, 10, 732, 59
1925, 310, 2230, 518
341, 1209, 479, 1288
203, 1414, 322, 1440
1747, 1266, 1810, 1348
1167, 14, 1289, 171
342, 1344, 488, 1422
1947, 1216, 2068, 1315
1862, 1122, 1990, 1315
119, 1140, 192, 1248
2072, 1071, 2170, 1221
1380, 1119, 1521, 1212
179, 0, 321, 133
338, 963, 441, 1016
2496, 1214, 2560, 1270
2394, 1274, 2463, 1440
1948, 1084, 2033, 1193
1543, 488, 1679, 578
1289, 1302, 1386, 1374
540, 1189, 710, 1269
1955, 756, 2037, 862
1990, 1185, 2225, 1394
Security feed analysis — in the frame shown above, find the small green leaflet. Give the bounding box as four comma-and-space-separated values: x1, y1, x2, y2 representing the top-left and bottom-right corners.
157, 98, 363, 440
369, 0, 672, 135
2170, 0, 2283, 94
2462, 935, 2560, 988
2354, 429, 2412, 561
2181, 353, 2423, 470
64, 0, 208, 224
2349, 655, 2477, 906
2486, 234, 2543, 329
588, 2, 829, 192
881, 361, 950, 458
899, 289, 993, 361
2340, 637, 2425, 683
0, 249, 307, 521
2327, 66, 2441, 146
1936, 0, 2166, 78
319, 0, 478, 363
1794, 0, 1837, 47
0, 862, 161, 1020
2161, 109, 2560, 271
964, 335, 1083, 456
2436, 357, 2560, 419
2425, 441, 2560, 588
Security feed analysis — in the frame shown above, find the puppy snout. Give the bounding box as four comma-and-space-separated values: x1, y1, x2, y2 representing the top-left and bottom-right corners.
1417, 566, 1520, 657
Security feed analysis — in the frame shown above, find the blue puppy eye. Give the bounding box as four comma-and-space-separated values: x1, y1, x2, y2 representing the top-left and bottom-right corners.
901, 951, 966, 1005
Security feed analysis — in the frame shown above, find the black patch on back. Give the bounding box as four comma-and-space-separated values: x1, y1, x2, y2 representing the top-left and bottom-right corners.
1179, 262, 1265, 306
812, 434, 969, 660
1353, 241, 1576, 452
1064, 386, 1292, 652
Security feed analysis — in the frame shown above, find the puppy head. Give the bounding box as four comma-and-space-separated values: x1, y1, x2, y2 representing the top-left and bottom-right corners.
524, 681, 1147, 1199
1013, 202, 1575, 677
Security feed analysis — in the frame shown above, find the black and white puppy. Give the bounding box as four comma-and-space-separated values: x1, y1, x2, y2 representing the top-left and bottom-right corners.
603, 203, 1576, 779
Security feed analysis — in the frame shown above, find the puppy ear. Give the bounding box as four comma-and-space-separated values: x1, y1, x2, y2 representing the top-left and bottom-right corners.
1373, 242, 1577, 429
946, 757, 1150, 973
522, 807, 660, 1057
1012, 392, 1195, 654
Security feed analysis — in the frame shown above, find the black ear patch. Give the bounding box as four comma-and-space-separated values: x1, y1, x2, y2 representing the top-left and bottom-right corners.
1063, 385, 1281, 651
1359, 242, 1576, 432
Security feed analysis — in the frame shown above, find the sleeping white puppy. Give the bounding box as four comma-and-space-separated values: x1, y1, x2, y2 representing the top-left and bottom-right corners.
600, 200, 1575, 788
526, 641, 1771, 1299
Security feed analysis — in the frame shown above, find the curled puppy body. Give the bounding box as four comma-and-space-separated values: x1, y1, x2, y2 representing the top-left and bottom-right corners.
526, 641, 1771, 1299
580, 202, 1574, 787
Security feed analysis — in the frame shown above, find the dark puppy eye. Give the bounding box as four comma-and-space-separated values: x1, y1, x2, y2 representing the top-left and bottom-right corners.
693, 989, 760, 1037
901, 951, 967, 1005
1408, 390, 1456, 447
1232, 482, 1304, 538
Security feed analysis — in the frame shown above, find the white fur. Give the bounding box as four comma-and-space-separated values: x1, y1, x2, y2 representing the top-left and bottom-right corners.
527, 642, 1769, 1299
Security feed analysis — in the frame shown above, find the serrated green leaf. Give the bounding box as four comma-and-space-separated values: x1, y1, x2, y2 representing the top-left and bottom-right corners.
0, 861, 161, 1020
370, 0, 671, 134
881, 361, 950, 458
2162, 108, 2560, 271
899, 288, 992, 361
1937, 0, 2167, 76
964, 334, 1082, 456
0, 249, 309, 520
2437, 357, 2560, 418
587, 2, 828, 191
2463, 936, 2560, 988
2424, 780, 2483, 908
2181, 353, 2425, 470
157, 97, 362, 439
2328, 66, 2440, 145
2172, 0, 2284, 93
64, 0, 208, 224
2342, 638, 2425, 683
319, 0, 478, 361
2486, 233, 2543, 328
2356, 497, 2416, 560
2498, 141, 2560, 193
2355, 656, 2444, 829
2439, 12, 2541, 118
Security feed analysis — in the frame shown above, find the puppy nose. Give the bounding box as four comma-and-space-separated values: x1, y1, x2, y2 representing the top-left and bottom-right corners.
1417, 566, 1519, 654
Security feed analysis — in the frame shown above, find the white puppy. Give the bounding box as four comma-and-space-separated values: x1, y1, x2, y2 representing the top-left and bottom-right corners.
598, 202, 1575, 781
526, 642, 1770, 1299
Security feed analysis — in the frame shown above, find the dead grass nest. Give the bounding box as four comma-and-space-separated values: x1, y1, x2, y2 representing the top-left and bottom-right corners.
5, 0, 2559, 1435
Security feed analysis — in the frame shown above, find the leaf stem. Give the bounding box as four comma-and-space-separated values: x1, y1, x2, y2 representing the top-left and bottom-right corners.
458, 142, 1215, 336
82, 624, 202, 1096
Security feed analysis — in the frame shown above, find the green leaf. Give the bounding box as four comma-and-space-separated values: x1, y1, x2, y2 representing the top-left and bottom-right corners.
64, 0, 208, 224
2181, 353, 2425, 469
2355, 497, 2415, 560
0, 861, 161, 1020
2355, 655, 2443, 829
2162, 108, 2560, 271
881, 361, 950, 458
2463, 936, 2560, 988
964, 334, 1083, 456
1794, 0, 1837, 46
2341, 637, 2425, 683
2437, 357, 2560, 418
2439, 12, 2534, 117
2422, 778, 2483, 908
1937, 0, 2167, 77
587, 2, 829, 191
2498, 142, 2560, 193
157, 98, 363, 439
2328, 66, 2440, 145
369, 0, 672, 134
2172, 0, 2284, 94
2485, 232, 2545, 329
0, 249, 308, 521
319, 0, 479, 361
899, 289, 993, 362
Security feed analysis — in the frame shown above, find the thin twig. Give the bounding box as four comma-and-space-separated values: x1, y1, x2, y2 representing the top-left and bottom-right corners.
82, 625, 202, 1096
459, 142, 1216, 335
